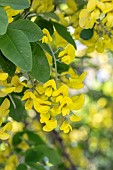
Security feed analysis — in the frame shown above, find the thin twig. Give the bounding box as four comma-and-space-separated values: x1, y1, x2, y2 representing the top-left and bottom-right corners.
52, 130, 77, 170
49, 45, 58, 88
8, 94, 16, 109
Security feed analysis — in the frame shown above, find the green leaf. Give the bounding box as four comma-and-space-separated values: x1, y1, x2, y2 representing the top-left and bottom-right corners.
0, 51, 16, 76
9, 19, 43, 42
0, 29, 32, 71
13, 131, 44, 146
29, 43, 50, 83
0, 0, 29, 10
57, 62, 69, 74
25, 149, 43, 163
80, 29, 94, 40
37, 41, 53, 57
51, 21, 76, 49
0, 7, 8, 35
27, 163, 45, 170
25, 145, 62, 165
10, 96, 27, 122
43, 12, 59, 21
16, 164, 27, 170
35, 19, 54, 35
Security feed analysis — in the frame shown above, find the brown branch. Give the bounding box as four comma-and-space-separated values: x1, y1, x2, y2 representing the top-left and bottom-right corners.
51, 130, 77, 170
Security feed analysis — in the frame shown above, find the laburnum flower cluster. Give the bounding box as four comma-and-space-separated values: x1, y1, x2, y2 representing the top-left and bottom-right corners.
22, 73, 85, 133
79, 0, 113, 29
78, 0, 113, 52
0, 67, 86, 140
30, 0, 54, 13
56, 0, 113, 53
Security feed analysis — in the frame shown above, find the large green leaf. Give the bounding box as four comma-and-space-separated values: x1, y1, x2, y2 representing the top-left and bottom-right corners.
0, 51, 16, 76
25, 145, 62, 165
51, 21, 76, 49
29, 43, 50, 82
37, 41, 53, 57
0, 0, 29, 9
0, 7, 8, 35
0, 29, 32, 71
9, 19, 43, 42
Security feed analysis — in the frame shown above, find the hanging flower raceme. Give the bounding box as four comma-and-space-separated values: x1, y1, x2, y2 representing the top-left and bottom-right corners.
79, 0, 113, 29
22, 76, 86, 133
30, 0, 54, 13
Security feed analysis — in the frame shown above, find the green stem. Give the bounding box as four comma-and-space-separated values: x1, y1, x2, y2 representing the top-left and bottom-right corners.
8, 94, 16, 109
49, 45, 58, 88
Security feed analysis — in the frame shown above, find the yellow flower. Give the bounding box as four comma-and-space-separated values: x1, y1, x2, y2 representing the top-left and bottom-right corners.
68, 72, 86, 89
1, 87, 16, 94
58, 44, 75, 64
34, 90, 48, 101
22, 91, 36, 110
40, 113, 50, 123
0, 73, 8, 81
0, 122, 12, 140
43, 119, 57, 132
68, 67, 79, 78
101, 2, 113, 14
96, 1, 105, 12
31, 0, 54, 13
79, 9, 95, 28
17, 133, 29, 151
50, 106, 61, 117
54, 31, 68, 48
25, 98, 33, 110
42, 28, 52, 44
59, 96, 72, 116
0, 98, 10, 118
22, 91, 36, 100
106, 12, 113, 27
87, 0, 97, 12
66, 0, 77, 14
35, 84, 45, 95
60, 121, 72, 133
0, 98, 10, 128
70, 94, 85, 110
52, 85, 68, 98
18, 141, 29, 151
4, 6, 21, 23
61, 68, 86, 90
5, 155, 18, 170
43, 79, 56, 97
33, 98, 51, 114
11, 75, 24, 93
70, 114, 81, 122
